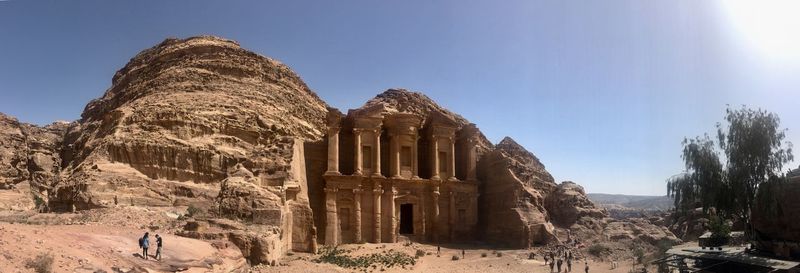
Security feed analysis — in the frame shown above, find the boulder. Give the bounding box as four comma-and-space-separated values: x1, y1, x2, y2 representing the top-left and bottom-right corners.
545, 181, 607, 227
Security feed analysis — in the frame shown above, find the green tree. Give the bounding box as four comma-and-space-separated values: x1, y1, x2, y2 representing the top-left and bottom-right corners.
667, 106, 793, 237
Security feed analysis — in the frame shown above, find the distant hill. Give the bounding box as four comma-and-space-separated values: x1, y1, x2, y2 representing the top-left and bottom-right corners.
587, 193, 673, 211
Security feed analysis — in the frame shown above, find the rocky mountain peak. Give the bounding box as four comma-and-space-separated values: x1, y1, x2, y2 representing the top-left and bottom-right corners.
495, 136, 547, 174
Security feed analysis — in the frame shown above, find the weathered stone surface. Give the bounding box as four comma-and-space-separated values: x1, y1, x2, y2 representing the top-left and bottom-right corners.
0, 113, 70, 210
1, 36, 681, 264
545, 181, 607, 227
667, 207, 709, 241
36, 36, 327, 262
603, 218, 681, 245
0, 113, 29, 189
477, 137, 557, 247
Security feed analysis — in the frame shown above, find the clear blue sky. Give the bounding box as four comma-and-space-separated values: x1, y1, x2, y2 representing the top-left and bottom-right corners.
2, 1, 798, 195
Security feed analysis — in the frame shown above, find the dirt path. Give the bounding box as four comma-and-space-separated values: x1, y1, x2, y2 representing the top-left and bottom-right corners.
262, 243, 655, 273
0, 222, 245, 273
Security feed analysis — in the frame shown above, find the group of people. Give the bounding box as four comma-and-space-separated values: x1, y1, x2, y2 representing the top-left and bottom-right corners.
138, 232, 163, 261
541, 245, 589, 273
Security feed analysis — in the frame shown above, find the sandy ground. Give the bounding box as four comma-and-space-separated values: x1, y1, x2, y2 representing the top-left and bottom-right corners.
0, 207, 657, 273
260, 243, 655, 273
0, 209, 245, 273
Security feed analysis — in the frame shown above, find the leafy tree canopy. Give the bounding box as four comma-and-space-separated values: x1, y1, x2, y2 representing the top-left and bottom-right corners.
667, 106, 793, 226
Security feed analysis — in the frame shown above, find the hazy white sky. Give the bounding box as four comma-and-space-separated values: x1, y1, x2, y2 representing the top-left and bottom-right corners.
1, 0, 798, 195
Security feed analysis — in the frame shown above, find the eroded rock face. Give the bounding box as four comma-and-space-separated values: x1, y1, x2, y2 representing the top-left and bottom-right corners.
477, 137, 558, 247
0, 113, 29, 189
603, 218, 681, 245
667, 207, 708, 241
0, 113, 69, 210
40, 36, 328, 263
53, 36, 326, 208
545, 181, 607, 227
2, 36, 679, 263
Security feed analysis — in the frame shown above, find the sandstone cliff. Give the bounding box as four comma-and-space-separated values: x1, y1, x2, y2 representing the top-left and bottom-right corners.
477, 137, 558, 247
0, 36, 681, 266
38, 36, 329, 264
545, 181, 607, 227
0, 113, 69, 211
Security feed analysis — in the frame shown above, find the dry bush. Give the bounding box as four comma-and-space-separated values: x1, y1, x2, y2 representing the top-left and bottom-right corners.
25, 252, 54, 273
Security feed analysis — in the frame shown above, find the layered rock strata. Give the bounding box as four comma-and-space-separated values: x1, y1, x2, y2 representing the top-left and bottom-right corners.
0, 36, 680, 266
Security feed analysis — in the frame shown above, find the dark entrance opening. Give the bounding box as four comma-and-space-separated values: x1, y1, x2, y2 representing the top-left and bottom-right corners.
399, 204, 414, 234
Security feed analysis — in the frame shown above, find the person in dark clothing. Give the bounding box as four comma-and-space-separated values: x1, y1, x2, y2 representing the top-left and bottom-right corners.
557, 259, 563, 273
549, 259, 555, 272
584, 260, 589, 273
155, 234, 163, 261
567, 259, 572, 272
140, 232, 150, 260
461, 249, 465, 259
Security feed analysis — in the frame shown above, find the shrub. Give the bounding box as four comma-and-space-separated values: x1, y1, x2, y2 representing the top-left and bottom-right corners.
481, 253, 487, 258
313, 245, 417, 270
451, 255, 460, 261
656, 238, 674, 255
709, 215, 732, 246
633, 245, 645, 264
415, 249, 426, 258
25, 253, 54, 273
496, 252, 503, 257
32, 194, 46, 211
587, 243, 610, 257
187, 204, 204, 218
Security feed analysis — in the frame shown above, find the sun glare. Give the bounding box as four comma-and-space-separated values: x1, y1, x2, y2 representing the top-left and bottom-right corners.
721, 0, 800, 62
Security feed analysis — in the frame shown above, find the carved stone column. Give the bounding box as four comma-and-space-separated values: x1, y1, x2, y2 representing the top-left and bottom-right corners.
372, 185, 383, 243
471, 193, 479, 226
431, 137, 440, 180
449, 191, 456, 241
324, 187, 339, 245
412, 132, 420, 179
448, 136, 457, 181
354, 129, 363, 176
420, 188, 426, 240
326, 126, 341, 175
390, 133, 401, 178
353, 188, 363, 243
373, 129, 383, 177
388, 188, 397, 243
432, 186, 440, 242
466, 137, 477, 181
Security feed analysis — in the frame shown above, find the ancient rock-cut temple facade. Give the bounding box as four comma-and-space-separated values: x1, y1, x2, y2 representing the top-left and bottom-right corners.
321, 105, 480, 245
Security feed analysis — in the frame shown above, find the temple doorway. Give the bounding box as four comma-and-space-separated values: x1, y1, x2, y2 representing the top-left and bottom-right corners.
399, 204, 414, 234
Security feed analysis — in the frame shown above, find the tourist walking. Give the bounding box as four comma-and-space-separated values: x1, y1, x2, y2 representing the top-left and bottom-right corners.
139, 232, 150, 260
584, 260, 589, 273
549, 258, 555, 272
567, 258, 572, 272
557, 259, 563, 273
155, 234, 163, 261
